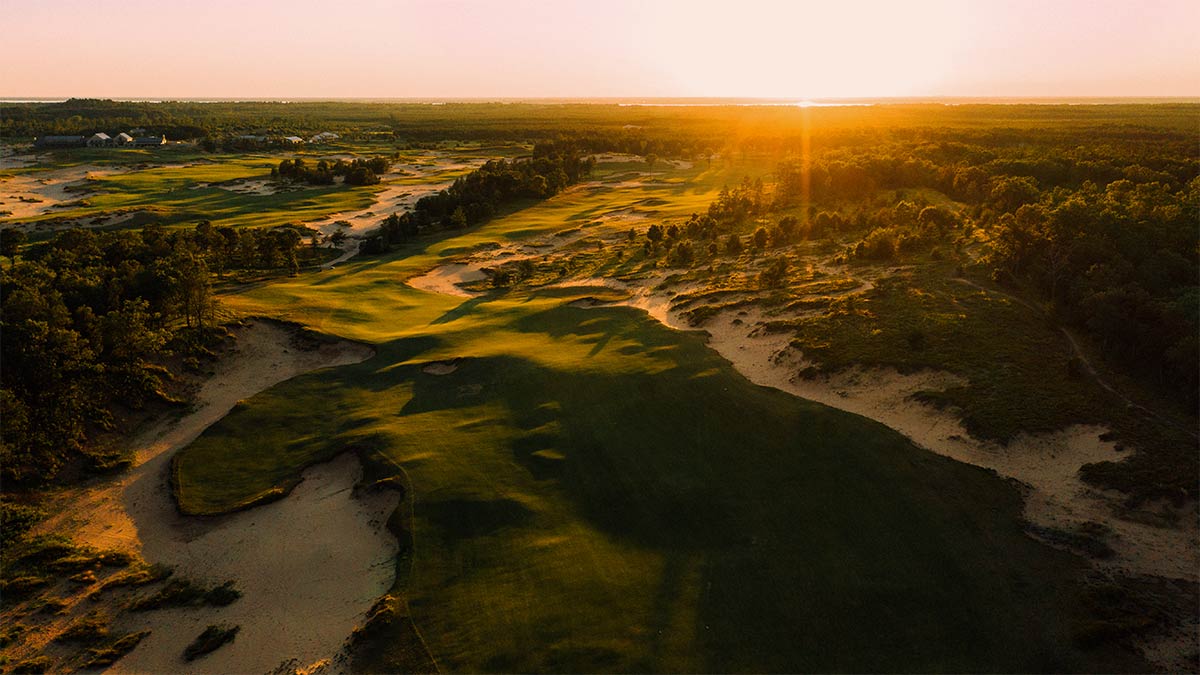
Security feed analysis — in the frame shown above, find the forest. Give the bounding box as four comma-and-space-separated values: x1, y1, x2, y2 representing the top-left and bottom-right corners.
0, 223, 327, 484
758, 139, 1198, 400
274, 156, 391, 186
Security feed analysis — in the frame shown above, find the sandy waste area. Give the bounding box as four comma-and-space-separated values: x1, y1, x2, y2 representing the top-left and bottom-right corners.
32, 321, 385, 674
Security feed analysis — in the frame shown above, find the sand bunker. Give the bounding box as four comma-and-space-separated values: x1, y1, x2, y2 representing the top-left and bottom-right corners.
600, 207, 655, 221
590, 152, 649, 165
407, 263, 487, 297
422, 360, 459, 375
35, 320, 381, 673
208, 178, 294, 196
0, 166, 118, 220
111, 454, 398, 675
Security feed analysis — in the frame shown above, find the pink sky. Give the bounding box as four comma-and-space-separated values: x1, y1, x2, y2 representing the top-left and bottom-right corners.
3, 0, 1198, 99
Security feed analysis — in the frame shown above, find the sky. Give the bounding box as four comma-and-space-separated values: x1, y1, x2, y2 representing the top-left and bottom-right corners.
3, 0, 1198, 99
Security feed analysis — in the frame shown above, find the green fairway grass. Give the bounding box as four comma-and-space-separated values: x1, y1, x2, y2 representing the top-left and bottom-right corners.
4, 146, 503, 230
176, 287, 1144, 672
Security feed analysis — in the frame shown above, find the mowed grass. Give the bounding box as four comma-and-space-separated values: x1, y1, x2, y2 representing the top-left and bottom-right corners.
173, 158, 1146, 672
177, 290, 1141, 673
217, 155, 769, 340
7, 145, 506, 229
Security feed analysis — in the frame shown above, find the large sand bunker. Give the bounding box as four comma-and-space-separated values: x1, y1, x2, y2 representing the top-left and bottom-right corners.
35, 320, 385, 673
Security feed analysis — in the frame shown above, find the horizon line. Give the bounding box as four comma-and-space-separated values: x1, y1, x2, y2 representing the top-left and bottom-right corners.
4, 95, 1200, 105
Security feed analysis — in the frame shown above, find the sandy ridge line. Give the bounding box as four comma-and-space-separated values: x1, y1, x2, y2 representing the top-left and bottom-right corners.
31, 319, 396, 674
554, 277, 1200, 581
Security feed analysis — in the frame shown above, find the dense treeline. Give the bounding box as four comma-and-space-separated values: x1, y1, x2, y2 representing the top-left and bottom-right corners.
364, 143, 594, 252
8, 99, 1196, 154
644, 131, 1199, 403
988, 179, 1199, 397
0, 223, 325, 485
769, 140, 1198, 400
274, 156, 390, 186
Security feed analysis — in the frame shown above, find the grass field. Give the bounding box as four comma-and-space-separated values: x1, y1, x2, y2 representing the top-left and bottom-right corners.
2, 143, 508, 231
166, 158, 1153, 672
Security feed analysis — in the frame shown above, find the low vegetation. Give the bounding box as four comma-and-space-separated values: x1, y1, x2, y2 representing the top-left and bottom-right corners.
183, 624, 240, 661
129, 577, 241, 611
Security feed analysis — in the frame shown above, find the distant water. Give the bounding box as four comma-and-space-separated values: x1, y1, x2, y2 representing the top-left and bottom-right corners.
2, 97, 1197, 106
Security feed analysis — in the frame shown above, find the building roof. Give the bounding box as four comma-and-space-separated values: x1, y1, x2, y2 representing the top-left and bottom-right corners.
282, 136, 304, 142
40, 136, 86, 142
89, 132, 111, 140
115, 133, 133, 140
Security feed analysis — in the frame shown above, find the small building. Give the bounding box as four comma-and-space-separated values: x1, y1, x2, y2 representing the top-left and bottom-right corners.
281, 136, 304, 144
133, 135, 166, 147
115, 132, 134, 146
86, 132, 112, 147
309, 132, 340, 143
34, 135, 86, 148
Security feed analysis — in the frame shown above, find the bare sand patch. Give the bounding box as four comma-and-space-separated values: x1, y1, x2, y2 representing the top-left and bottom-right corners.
422, 360, 459, 375
590, 152, 645, 164
34, 320, 383, 673
9, 210, 148, 233
407, 263, 487, 297
0, 154, 37, 170
110, 454, 398, 675
207, 178, 292, 196
600, 207, 656, 222
0, 166, 119, 219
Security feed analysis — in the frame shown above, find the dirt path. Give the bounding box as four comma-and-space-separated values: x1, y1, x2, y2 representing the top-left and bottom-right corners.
34, 320, 389, 673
